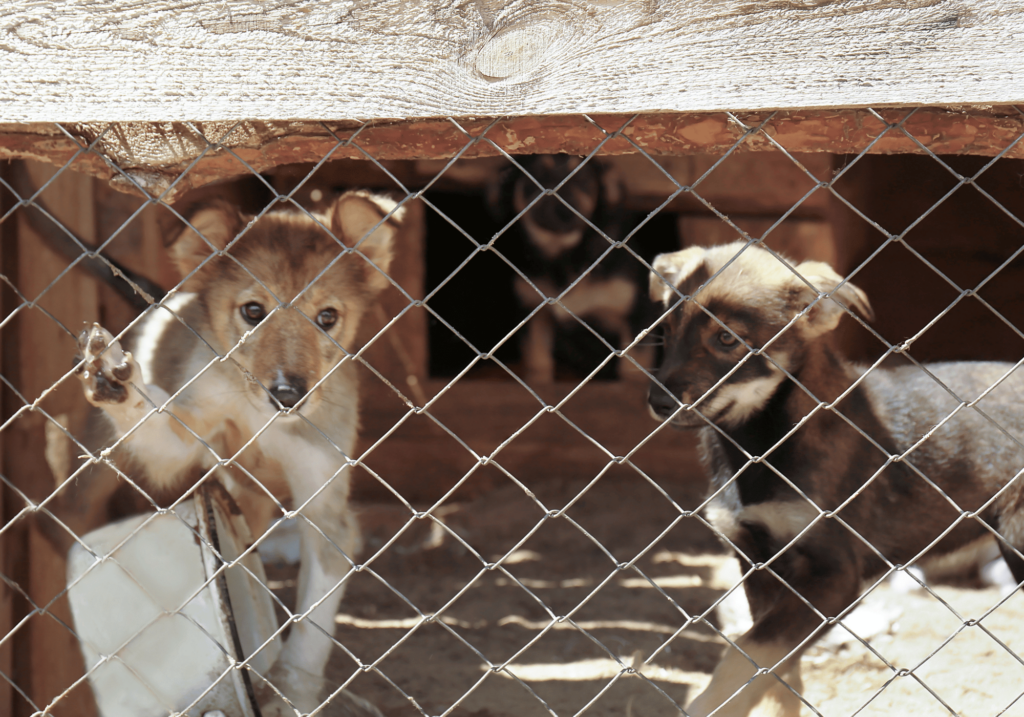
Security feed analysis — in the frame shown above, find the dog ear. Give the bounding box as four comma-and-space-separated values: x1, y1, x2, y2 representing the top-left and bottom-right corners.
330, 191, 403, 293
650, 247, 707, 304
791, 260, 874, 335
168, 201, 244, 278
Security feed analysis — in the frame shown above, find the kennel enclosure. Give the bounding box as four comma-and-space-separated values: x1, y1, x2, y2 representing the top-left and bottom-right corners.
4, 2, 1024, 716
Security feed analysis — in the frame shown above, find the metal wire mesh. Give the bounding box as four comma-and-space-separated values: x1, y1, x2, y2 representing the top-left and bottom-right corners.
2, 108, 1024, 717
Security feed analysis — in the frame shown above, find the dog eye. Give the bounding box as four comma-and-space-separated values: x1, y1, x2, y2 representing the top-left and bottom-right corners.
240, 302, 266, 325
717, 330, 738, 347
316, 308, 338, 330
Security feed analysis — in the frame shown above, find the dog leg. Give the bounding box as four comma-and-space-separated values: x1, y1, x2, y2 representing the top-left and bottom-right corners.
524, 311, 556, 384
256, 434, 378, 717
75, 324, 208, 490
690, 529, 859, 717
687, 637, 797, 717
751, 658, 803, 717
995, 537, 1024, 587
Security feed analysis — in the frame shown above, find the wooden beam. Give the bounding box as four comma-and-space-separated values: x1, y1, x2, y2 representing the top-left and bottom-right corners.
353, 379, 701, 504
2, 107, 1023, 203
1, 1, 1023, 122
8, 162, 99, 717
0, 160, 15, 717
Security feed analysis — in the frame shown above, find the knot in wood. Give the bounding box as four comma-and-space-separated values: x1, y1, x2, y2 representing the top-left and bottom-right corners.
475, 21, 559, 80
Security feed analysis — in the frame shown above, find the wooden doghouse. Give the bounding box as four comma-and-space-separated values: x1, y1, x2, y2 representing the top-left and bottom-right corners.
3, 2, 1024, 715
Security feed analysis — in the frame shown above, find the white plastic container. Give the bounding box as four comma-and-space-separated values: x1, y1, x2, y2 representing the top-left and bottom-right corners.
67, 483, 281, 717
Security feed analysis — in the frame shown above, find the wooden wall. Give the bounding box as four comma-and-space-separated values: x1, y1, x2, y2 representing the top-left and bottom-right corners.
3, 161, 102, 717
0, 160, 169, 716
1, 158, 15, 717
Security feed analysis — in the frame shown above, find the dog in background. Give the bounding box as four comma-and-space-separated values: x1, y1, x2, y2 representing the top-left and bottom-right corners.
647, 241, 1024, 716
71, 192, 401, 717
490, 155, 650, 383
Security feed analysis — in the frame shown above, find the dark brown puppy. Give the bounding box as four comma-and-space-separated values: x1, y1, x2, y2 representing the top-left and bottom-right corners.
648, 241, 1024, 717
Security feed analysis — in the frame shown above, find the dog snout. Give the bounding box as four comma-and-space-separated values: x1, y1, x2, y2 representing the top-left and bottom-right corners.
648, 378, 684, 419
270, 375, 308, 409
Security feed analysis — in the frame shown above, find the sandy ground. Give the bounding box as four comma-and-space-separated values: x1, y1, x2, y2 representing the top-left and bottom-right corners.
800, 584, 1024, 717
264, 472, 1024, 717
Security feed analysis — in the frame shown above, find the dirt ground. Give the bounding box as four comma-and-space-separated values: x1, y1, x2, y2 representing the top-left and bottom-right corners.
262, 467, 1024, 717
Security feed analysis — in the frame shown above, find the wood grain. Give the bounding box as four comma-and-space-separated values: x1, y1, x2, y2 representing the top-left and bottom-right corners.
353, 379, 700, 504
0, 160, 13, 717
1, 0, 1022, 122
8, 162, 100, 717
3, 107, 1024, 203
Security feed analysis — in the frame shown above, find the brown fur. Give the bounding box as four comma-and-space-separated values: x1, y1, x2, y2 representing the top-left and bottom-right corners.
60, 191, 401, 717
648, 241, 1024, 717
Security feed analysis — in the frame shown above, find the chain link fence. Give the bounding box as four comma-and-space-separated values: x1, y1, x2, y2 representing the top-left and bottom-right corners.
2, 108, 1024, 717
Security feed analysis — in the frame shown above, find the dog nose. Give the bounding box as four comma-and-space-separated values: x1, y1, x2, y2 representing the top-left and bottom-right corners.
270, 376, 308, 409
648, 380, 682, 419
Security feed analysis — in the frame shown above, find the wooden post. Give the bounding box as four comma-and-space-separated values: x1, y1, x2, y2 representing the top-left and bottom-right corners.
6, 161, 99, 717
0, 156, 16, 717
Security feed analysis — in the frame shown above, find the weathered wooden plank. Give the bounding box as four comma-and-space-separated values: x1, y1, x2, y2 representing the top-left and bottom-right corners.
353, 379, 700, 504
2, 108, 1024, 203
607, 152, 837, 216
1, 1, 1022, 122
353, 198, 430, 410
679, 215, 837, 265
9, 162, 99, 717
0, 160, 14, 717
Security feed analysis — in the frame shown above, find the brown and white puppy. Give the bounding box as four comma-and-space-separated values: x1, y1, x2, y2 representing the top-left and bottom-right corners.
647, 241, 1024, 717
72, 192, 401, 717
